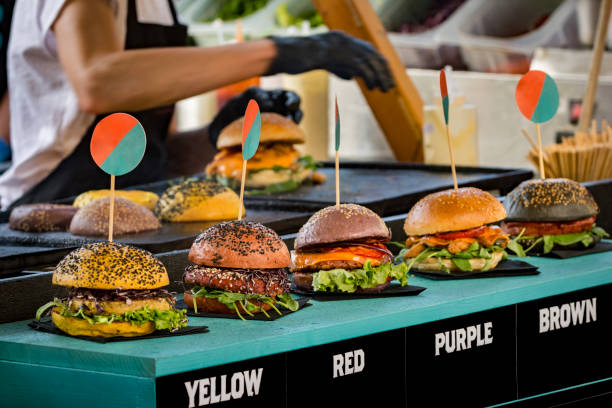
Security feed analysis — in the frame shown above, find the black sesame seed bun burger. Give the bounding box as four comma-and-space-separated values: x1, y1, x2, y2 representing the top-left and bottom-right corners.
154, 179, 244, 222
502, 178, 609, 255
399, 188, 509, 273
183, 221, 298, 320
291, 204, 408, 293
205, 113, 325, 195
35, 242, 187, 338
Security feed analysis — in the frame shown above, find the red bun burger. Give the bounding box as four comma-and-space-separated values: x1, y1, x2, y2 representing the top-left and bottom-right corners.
183, 221, 298, 320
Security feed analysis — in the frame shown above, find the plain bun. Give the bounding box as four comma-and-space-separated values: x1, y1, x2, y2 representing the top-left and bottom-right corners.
69, 197, 160, 237
9, 204, 77, 232
294, 204, 390, 250
217, 113, 305, 149
410, 250, 504, 272
404, 187, 506, 236
53, 242, 169, 289
189, 221, 290, 269
504, 178, 598, 222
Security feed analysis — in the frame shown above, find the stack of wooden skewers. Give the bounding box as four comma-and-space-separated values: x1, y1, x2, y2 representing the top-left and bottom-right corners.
523, 120, 612, 182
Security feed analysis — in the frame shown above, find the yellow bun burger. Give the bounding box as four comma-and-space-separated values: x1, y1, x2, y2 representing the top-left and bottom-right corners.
154, 179, 245, 222
35, 242, 187, 338
73, 189, 159, 210
205, 113, 325, 194
399, 187, 509, 273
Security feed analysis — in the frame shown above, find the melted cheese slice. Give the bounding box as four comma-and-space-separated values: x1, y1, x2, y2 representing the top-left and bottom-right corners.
206, 144, 300, 180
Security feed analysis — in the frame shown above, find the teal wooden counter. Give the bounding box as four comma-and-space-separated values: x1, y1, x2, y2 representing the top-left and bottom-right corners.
1, 251, 611, 407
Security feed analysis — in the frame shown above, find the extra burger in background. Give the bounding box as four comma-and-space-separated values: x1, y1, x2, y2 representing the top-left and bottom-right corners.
205, 113, 325, 194
36, 243, 187, 337
291, 204, 408, 293
184, 221, 298, 320
502, 178, 609, 255
398, 187, 510, 273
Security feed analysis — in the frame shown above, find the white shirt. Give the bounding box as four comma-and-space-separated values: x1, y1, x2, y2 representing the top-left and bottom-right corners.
0, 0, 175, 209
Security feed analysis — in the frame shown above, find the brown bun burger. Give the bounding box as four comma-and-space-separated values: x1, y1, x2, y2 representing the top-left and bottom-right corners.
400, 187, 510, 273
291, 204, 408, 293
183, 221, 298, 320
205, 113, 325, 194
502, 178, 609, 255
35, 242, 187, 337
9, 204, 78, 232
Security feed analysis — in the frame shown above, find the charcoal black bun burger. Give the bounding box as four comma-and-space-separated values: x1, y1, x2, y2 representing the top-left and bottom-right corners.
184, 221, 298, 320
502, 178, 609, 255
35, 243, 187, 337
400, 188, 509, 273
291, 204, 408, 293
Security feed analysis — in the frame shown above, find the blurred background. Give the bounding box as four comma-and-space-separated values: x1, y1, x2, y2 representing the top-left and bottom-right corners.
172, 0, 612, 172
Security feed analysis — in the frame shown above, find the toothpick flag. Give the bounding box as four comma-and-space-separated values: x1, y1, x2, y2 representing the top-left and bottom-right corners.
238, 100, 261, 220
515, 70, 559, 179
90, 113, 146, 242
335, 96, 341, 207
440, 69, 457, 189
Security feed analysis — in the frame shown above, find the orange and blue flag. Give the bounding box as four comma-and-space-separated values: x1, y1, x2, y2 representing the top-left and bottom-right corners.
242, 99, 261, 161
515, 70, 559, 124
335, 97, 340, 151
440, 69, 449, 125
90, 113, 146, 176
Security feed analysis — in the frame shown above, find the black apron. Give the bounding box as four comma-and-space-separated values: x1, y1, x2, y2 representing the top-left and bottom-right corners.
11, 0, 187, 208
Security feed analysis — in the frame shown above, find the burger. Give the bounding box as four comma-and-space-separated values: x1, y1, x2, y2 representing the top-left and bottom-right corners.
502, 178, 609, 255
35, 242, 187, 337
291, 204, 408, 293
399, 187, 509, 273
205, 112, 324, 194
183, 221, 298, 320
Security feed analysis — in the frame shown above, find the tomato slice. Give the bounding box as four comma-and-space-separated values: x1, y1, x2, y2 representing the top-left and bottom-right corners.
435, 226, 486, 240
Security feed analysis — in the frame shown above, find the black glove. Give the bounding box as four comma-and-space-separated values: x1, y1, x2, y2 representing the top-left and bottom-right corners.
267, 30, 395, 92
208, 87, 302, 147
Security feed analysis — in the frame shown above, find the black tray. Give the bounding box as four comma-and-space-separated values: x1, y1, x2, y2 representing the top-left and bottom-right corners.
0, 246, 72, 276
29, 318, 209, 343
16, 162, 530, 219
0, 208, 310, 254
291, 282, 426, 300
176, 297, 311, 321
536, 240, 612, 259
413, 259, 539, 280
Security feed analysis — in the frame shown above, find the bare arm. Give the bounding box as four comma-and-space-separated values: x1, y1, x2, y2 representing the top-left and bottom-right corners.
53, 0, 277, 114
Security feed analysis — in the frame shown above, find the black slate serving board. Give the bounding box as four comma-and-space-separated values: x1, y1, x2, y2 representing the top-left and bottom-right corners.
0, 208, 311, 254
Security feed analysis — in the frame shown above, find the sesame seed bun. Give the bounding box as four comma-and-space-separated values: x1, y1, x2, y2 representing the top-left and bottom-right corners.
69, 197, 160, 237
504, 178, 598, 222
189, 221, 290, 269
408, 250, 505, 272
73, 190, 159, 210
9, 204, 77, 232
294, 204, 391, 251
154, 180, 244, 222
183, 292, 273, 315
404, 188, 507, 236
216, 113, 305, 150
52, 242, 169, 290
51, 308, 156, 337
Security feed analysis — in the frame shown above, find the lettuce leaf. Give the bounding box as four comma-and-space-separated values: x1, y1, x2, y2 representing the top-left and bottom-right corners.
312, 261, 409, 293
509, 225, 610, 254
190, 286, 299, 321
35, 298, 187, 331
398, 243, 507, 273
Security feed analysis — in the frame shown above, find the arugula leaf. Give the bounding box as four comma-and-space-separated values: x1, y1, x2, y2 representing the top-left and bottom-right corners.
247, 180, 301, 195
312, 261, 409, 292
297, 155, 320, 171
35, 299, 188, 331
451, 258, 472, 272
190, 287, 298, 321
388, 241, 407, 249
513, 225, 608, 254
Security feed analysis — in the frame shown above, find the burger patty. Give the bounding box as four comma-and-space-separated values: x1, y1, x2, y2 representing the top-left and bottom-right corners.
501, 216, 595, 237
66, 287, 176, 314
184, 265, 289, 297
290, 259, 367, 273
